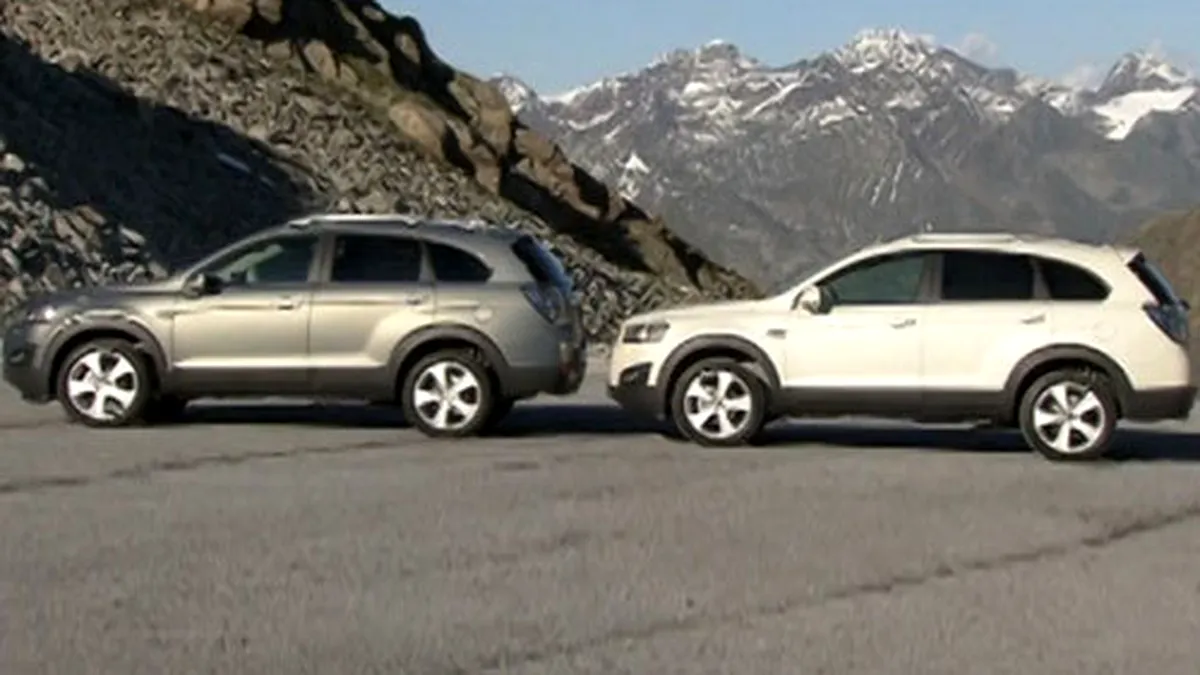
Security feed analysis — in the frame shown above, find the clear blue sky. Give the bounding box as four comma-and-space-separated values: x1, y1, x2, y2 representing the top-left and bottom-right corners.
386, 0, 1197, 94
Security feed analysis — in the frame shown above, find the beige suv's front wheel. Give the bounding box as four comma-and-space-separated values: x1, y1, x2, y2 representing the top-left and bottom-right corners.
669, 357, 768, 447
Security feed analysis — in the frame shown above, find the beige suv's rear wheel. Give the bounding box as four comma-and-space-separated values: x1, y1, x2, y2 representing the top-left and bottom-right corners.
1018, 369, 1117, 461
56, 338, 152, 428
669, 358, 767, 447
401, 349, 496, 438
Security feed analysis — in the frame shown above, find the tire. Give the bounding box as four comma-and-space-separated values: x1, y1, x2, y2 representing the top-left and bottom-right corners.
401, 349, 496, 438
1018, 368, 1118, 461
143, 395, 190, 425
480, 397, 515, 433
56, 338, 153, 428
669, 357, 768, 447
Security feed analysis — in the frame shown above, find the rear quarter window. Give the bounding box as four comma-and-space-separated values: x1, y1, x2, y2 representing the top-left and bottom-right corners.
428, 242, 492, 283
1037, 257, 1110, 301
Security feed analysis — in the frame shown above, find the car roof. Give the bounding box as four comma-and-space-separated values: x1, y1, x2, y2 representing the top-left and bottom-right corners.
276, 212, 528, 247
862, 231, 1139, 267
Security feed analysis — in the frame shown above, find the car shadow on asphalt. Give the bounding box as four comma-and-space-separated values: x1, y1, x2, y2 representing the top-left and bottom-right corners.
759, 423, 1200, 463
180, 401, 1200, 461
181, 401, 653, 434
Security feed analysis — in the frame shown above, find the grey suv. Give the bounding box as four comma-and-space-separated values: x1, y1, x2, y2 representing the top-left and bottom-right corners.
2, 213, 587, 437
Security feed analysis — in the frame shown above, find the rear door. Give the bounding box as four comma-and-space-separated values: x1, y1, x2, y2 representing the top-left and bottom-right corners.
308, 232, 434, 397
919, 250, 1052, 403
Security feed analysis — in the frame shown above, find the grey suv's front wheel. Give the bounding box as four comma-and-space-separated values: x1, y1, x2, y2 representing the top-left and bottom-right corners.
401, 349, 497, 438
56, 338, 153, 428
670, 358, 768, 447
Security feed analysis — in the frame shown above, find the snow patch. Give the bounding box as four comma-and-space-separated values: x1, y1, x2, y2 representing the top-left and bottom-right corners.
748, 82, 804, 117
623, 152, 649, 173
836, 28, 937, 74
1093, 86, 1197, 139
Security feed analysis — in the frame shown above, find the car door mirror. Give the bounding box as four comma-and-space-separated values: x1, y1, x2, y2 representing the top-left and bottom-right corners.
796, 286, 831, 314
183, 273, 222, 298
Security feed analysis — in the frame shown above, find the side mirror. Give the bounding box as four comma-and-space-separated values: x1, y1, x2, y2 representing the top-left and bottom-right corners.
183, 273, 222, 298
796, 286, 831, 314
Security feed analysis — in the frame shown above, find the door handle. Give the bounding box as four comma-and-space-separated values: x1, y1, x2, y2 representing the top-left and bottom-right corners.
275, 297, 299, 310
1021, 313, 1046, 325
402, 296, 429, 306
891, 318, 916, 329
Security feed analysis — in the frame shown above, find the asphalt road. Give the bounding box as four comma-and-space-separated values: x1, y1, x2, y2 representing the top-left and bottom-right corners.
2, 360, 1200, 674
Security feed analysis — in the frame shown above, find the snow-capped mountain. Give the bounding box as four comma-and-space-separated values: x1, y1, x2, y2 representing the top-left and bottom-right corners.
492, 29, 1200, 289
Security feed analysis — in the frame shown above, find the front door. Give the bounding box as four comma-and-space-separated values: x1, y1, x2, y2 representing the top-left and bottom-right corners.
169, 233, 319, 396
783, 250, 933, 416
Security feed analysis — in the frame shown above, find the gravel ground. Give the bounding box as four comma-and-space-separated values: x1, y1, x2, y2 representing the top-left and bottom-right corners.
2, 361, 1199, 674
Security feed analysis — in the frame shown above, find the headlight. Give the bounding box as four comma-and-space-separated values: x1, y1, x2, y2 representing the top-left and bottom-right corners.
621, 321, 670, 344
21, 304, 59, 324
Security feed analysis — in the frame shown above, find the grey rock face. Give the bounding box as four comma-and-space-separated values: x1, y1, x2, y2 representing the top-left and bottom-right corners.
0, 0, 714, 341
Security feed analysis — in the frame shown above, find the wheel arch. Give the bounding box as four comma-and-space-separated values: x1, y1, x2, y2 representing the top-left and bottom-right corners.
657, 334, 782, 416
1003, 344, 1133, 422
46, 321, 169, 398
388, 324, 510, 397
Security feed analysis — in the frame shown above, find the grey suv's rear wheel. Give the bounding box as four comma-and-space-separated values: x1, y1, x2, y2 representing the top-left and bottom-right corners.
56, 338, 153, 428
670, 358, 767, 447
401, 349, 496, 438
1018, 369, 1117, 461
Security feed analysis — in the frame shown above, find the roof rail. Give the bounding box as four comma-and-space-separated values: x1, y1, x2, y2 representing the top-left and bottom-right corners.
908, 232, 1019, 243
286, 212, 422, 228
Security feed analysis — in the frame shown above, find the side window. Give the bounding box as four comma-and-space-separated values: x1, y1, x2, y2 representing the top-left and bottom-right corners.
330, 234, 422, 283
940, 251, 1034, 301
204, 234, 318, 286
821, 252, 929, 305
428, 242, 492, 283
1039, 258, 1109, 301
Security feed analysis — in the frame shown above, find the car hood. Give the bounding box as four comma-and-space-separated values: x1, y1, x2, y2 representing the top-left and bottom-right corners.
31, 278, 181, 308
632, 296, 789, 324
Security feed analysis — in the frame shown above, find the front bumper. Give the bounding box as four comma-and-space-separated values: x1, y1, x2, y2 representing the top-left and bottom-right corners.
606, 362, 662, 419
1124, 386, 1197, 420
3, 323, 53, 403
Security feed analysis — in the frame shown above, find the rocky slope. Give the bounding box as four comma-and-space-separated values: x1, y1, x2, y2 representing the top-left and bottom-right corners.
1134, 205, 1200, 381
0, 0, 755, 341
502, 30, 1200, 290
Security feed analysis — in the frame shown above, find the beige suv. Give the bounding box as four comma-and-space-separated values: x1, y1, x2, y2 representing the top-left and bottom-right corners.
3, 214, 587, 437
608, 232, 1194, 461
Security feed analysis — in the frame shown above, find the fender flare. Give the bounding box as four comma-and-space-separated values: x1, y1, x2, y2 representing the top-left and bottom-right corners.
387, 323, 511, 385
657, 334, 782, 412
1002, 344, 1134, 415
45, 319, 170, 392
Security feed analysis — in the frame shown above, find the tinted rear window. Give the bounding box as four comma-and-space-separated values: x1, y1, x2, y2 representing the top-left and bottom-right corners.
1128, 253, 1182, 306
1038, 258, 1110, 301
511, 236, 573, 290
428, 242, 492, 283
940, 251, 1034, 301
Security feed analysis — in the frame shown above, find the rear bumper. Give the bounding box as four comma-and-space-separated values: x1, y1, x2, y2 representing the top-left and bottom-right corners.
501, 340, 587, 398
1124, 386, 1196, 420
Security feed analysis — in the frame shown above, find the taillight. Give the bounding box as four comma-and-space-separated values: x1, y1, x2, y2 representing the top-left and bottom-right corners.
1143, 302, 1189, 344
522, 283, 565, 324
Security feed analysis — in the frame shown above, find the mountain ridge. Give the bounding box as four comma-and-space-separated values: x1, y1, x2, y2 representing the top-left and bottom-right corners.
495, 29, 1200, 290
